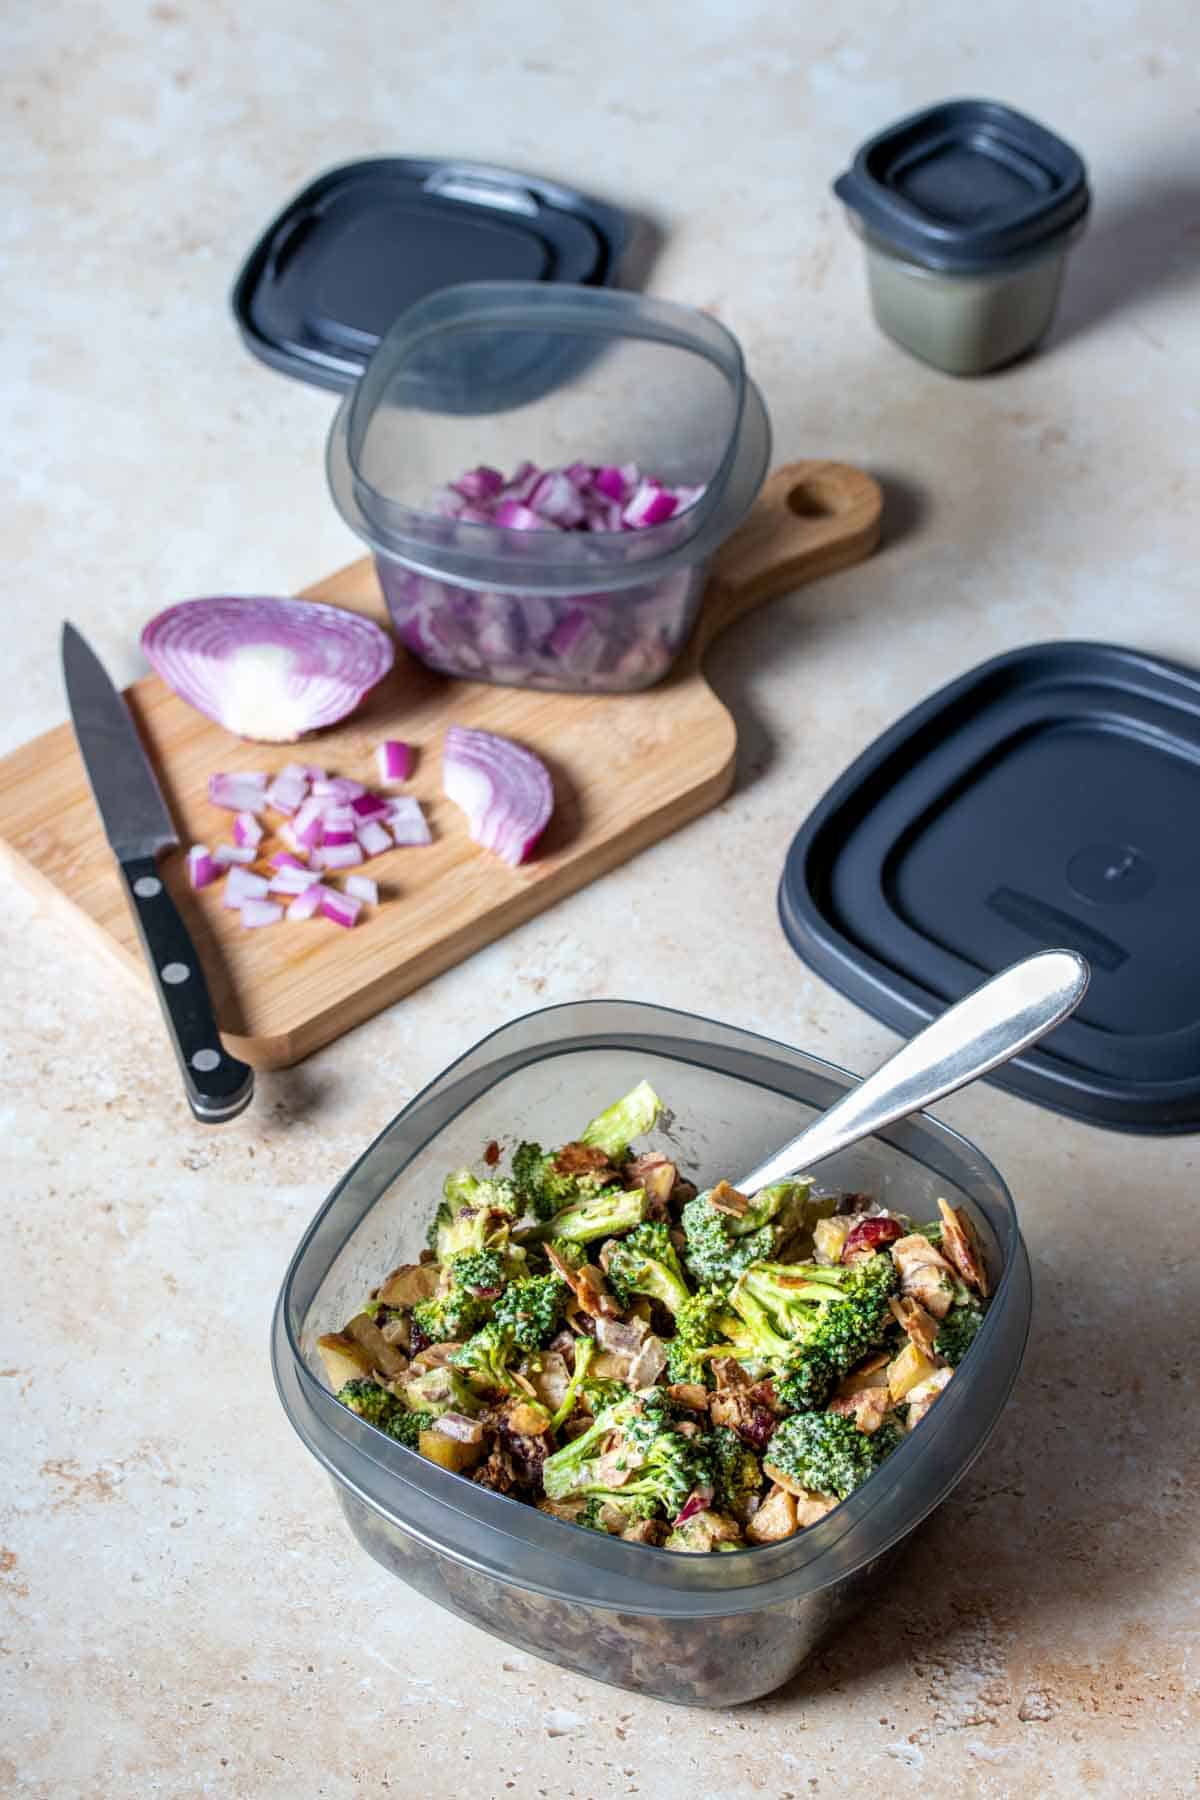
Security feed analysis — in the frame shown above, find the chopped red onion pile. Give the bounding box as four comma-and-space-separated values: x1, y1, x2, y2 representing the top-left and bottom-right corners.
186, 745, 431, 931
442, 725, 553, 868
381, 459, 707, 694
433, 460, 704, 535
142, 595, 396, 742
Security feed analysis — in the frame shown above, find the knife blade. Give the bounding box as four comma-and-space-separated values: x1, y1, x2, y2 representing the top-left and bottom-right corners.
62, 623, 254, 1124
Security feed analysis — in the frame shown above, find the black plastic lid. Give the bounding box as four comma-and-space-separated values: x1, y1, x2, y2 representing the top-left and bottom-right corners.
232, 158, 631, 391
779, 642, 1200, 1134
834, 99, 1090, 273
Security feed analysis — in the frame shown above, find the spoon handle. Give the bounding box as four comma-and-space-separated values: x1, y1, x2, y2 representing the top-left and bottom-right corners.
735, 949, 1090, 1194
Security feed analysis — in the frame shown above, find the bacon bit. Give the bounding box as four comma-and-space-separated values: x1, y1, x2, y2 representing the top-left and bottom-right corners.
432, 1411, 485, 1444
710, 1389, 777, 1451
905, 1366, 954, 1427
710, 1356, 752, 1391
708, 1179, 749, 1217
888, 1295, 942, 1358
546, 1246, 619, 1319
891, 1234, 957, 1319
794, 1489, 838, 1528
483, 1139, 501, 1167
828, 1387, 892, 1434
667, 1383, 710, 1412
596, 1316, 648, 1356
937, 1197, 990, 1297
552, 1141, 613, 1178
628, 1335, 668, 1390
621, 1518, 668, 1546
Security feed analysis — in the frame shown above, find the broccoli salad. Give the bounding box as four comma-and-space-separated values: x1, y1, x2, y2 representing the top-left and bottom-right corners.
318, 1082, 991, 1554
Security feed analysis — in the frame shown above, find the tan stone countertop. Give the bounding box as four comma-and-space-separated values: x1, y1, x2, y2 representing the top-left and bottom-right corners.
5, 2, 1199, 1794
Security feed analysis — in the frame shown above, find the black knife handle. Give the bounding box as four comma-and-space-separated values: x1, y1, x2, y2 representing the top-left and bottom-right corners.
119, 855, 255, 1123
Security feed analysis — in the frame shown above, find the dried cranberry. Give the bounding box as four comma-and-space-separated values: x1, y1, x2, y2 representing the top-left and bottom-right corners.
737, 1406, 778, 1451
841, 1216, 903, 1262
408, 1320, 431, 1354
483, 1139, 501, 1167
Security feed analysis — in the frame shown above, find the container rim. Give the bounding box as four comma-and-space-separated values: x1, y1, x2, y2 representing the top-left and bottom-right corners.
325, 284, 771, 594
272, 999, 1031, 1617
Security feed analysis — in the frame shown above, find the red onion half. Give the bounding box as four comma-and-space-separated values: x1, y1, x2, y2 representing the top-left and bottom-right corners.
141, 596, 395, 742
442, 725, 553, 867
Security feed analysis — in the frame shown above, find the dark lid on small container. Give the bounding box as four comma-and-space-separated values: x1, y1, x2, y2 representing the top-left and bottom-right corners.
779, 642, 1200, 1133
834, 99, 1090, 273
232, 158, 631, 391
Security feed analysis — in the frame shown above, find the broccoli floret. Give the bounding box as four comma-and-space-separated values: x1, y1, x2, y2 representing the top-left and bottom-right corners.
916, 1218, 944, 1246
510, 1140, 608, 1221
542, 1392, 715, 1517
604, 1221, 692, 1314
766, 1411, 904, 1500
410, 1247, 510, 1344
934, 1300, 984, 1367
427, 1169, 516, 1259
664, 1286, 746, 1384
680, 1179, 818, 1288
579, 1374, 634, 1416
450, 1322, 525, 1398
711, 1425, 763, 1517
729, 1253, 899, 1411
578, 1080, 663, 1159
335, 1380, 433, 1449
514, 1184, 648, 1247
491, 1275, 567, 1351
547, 1236, 587, 1273
549, 1335, 597, 1431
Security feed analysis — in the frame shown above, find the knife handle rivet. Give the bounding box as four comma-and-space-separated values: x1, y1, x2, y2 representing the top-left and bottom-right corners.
133, 875, 162, 899
161, 962, 190, 985
191, 1048, 221, 1072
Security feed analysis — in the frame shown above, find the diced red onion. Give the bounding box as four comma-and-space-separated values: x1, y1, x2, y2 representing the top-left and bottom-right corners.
493, 499, 544, 532
268, 866, 322, 895
321, 828, 356, 847
208, 771, 268, 813
453, 465, 505, 502
312, 777, 365, 801
223, 867, 270, 907
232, 811, 264, 849
187, 845, 218, 890
277, 823, 305, 857
240, 898, 284, 928
141, 596, 395, 743
266, 773, 308, 815
302, 765, 325, 783
343, 874, 378, 905
285, 883, 327, 921
386, 796, 432, 846
320, 889, 362, 928
350, 791, 388, 821
213, 843, 257, 867
530, 470, 585, 528
622, 480, 679, 528
592, 465, 625, 501
442, 725, 553, 867
270, 850, 305, 869
376, 740, 412, 783
356, 820, 393, 857
316, 842, 363, 870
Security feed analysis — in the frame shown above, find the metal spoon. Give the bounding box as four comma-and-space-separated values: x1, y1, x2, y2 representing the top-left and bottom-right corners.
735, 949, 1090, 1194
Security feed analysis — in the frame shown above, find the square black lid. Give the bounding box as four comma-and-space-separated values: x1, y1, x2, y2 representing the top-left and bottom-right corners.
232, 158, 631, 391
834, 99, 1090, 273
779, 642, 1200, 1133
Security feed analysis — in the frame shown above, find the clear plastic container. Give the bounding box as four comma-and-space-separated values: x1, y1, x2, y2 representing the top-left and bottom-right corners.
326, 284, 771, 692
271, 1001, 1032, 1706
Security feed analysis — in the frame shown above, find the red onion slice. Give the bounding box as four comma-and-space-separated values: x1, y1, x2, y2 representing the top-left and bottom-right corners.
141, 596, 395, 743
442, 725, 553, 867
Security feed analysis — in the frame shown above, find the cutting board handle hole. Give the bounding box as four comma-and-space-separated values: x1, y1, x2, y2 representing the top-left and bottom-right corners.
785, 476, 846, 519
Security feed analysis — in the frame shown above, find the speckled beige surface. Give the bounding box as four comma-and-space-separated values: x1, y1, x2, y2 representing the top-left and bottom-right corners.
4, 1, 1200, 1794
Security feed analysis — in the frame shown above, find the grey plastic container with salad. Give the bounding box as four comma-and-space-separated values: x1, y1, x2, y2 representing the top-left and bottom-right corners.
272, 1002, 1032, 1705
326, 283, 771, 692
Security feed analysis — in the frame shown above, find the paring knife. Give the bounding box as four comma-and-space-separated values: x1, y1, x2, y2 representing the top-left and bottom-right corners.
61, 623, 254, 1124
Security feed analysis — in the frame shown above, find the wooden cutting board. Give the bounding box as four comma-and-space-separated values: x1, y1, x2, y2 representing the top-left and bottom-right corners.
0, 462, 880, 1068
